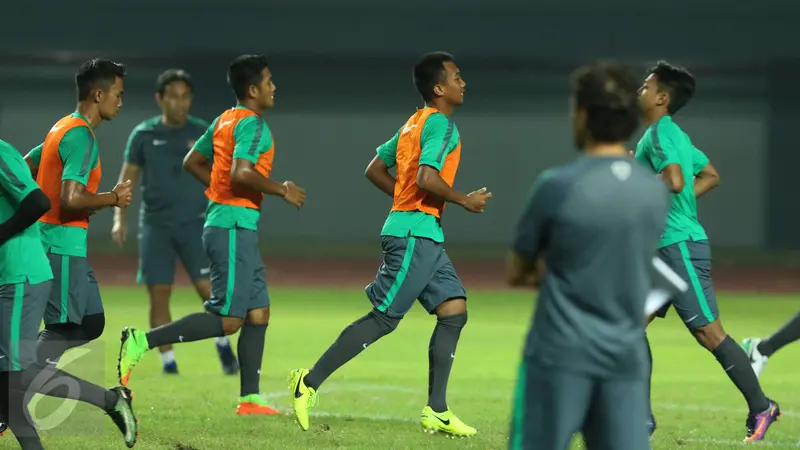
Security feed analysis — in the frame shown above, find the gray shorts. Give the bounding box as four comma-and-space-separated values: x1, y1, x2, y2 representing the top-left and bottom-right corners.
43, 252, 103, 326
509, 360, 649, 450
137, 220, 210, 285
366, 236, 467, 318
654, 239, 719, 330
0, 281, 51, 371
202, 226, 270, 318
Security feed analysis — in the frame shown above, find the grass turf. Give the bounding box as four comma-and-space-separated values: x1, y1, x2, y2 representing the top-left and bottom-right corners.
6, 287, 799, 449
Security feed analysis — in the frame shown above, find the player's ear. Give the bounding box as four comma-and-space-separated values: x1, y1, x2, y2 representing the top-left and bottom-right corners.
93, 88, 103, 104
432, 84, 444, 98
656, 91, 668, 107
247, 84, 259, 100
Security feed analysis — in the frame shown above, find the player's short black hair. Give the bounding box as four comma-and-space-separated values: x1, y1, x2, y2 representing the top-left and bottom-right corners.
155, 69, 193, 95
413, 52, 455, 103
75, 58, 127, 101
571, 61, 640, 143
227, 54, 270, 101
648, 60, 695, 115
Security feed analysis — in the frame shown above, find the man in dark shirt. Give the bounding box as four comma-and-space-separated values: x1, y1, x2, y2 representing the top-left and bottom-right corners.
111, 69, 238, 375
505, 61, 681, 450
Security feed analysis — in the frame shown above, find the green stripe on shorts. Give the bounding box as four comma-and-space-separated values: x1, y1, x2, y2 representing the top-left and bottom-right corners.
377, 236, 416, 313
10, 284, 23, 371
222, 228, 237, 316
510, 361, 527, 450
60, 255, 69, 323
678, 242, 714, 323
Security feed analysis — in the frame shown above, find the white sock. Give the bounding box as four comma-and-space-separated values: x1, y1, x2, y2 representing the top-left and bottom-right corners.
215, 336, 230, 346
160, 350, 176, 365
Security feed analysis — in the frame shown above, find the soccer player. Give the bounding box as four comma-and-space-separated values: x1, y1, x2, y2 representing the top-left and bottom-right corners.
117, 54, 306, 416
635, 61, 780, 442
742, 312, 800, 378
289, 51, 488, 437
111, 69, 238, 376
506, 61, 673, 450
1, 65, 138, 448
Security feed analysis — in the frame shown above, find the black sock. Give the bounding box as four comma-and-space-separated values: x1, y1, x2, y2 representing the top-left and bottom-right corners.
304, 311, 399, 390
36, 325, 89, 365
757, 311, 800, 357
427, 313, 467, 413
1, 372, 45, 450
645, 334, 654, 421
712, 336, 770, 413
23, 363, 117, 411
146, 312, 225, 349
237, 324, 267, 397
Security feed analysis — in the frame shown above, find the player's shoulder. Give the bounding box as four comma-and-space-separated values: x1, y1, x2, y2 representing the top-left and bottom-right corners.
654, 116, 687, 138
187, 115, 211, 130
131, 116, 162, 136
0, 139, 21, 159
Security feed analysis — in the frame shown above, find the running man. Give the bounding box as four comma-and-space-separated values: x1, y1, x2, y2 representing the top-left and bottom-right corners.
635, 60, 780, 442
289, 51, 489, 437
506, 61, 673, 450
2, 59, 138, 449
117, 54, 306, 416
743, 312, 800, 378
112, 69, 238, 375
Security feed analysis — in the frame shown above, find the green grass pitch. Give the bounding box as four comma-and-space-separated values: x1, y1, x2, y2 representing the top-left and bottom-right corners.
7, 287, 799, 449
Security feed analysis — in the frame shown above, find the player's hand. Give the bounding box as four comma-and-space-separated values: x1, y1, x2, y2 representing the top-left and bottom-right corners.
111, 220, 127, 248
112, 180, 133, 208
282, 181, 306, 209
628, 150, 635, 157
462, 187, 492, 213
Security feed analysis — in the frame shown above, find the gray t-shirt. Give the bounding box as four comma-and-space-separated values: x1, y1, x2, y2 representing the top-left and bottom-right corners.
512, 156, 670, 379
124, 116, 209, 226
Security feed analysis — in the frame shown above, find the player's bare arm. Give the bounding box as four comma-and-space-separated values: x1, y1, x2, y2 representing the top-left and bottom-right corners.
231, 158, 306, 209
183, 149, 212, 187
111, 162, 140, 247
365, 155, 395, 197
417, 165, 492, 213
694, 162, 720, 198
506, 252, 544, 287
61, 179, 132, 212
23, 147, 42, 178
659, 163, 685, 193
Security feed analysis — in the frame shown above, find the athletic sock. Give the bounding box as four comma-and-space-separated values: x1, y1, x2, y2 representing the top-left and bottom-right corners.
645, 333, 654, 419
216, 336, 231, 347
1, 372, 44, 449
146, 312, 224, 349
757, 311, 800, 357
160, 350, 176, 365
23, 363, 118, 411
712, 336, 770, 413
427, 313, 467, 412
237, 324, 267, 397
304, 311, 399, 390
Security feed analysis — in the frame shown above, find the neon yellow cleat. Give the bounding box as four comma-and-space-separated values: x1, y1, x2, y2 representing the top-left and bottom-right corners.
117, 327, 149, 386
288, 368, 318, 431
421, 406, 477, 437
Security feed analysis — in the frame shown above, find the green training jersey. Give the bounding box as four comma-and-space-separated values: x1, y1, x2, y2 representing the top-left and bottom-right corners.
376, 109, 460, 243
635, 115, 710, 248
0, 139, 53, 285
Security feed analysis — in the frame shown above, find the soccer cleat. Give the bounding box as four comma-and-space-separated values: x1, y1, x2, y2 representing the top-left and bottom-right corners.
236, 394, 280, 415
106, 386, 139, 448
0, 422, 6, 436
217, 342, 239, 375
162, 361, 179, 374
744, 399, 781, 442
742, 338, 768, 379
289, 368, 318, 431
420, 406, 477, 437
118, 327, 150, 386
646, 412, 657, 440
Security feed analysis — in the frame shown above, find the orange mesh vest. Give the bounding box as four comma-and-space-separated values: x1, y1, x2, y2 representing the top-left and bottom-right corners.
391, 108, 461, 218
37, 115, 102, 229
206, 108, 274, 209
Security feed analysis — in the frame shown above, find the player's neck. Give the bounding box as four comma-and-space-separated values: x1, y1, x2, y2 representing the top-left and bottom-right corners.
643, 109, 669, 128
237, 100, 264, 116
76, 103, 103, 129
427, 101, 454, 117
161, 114, 187, 128
583, 142, 628, 156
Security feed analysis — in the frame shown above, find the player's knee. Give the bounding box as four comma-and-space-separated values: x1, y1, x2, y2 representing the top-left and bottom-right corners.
221, 317, 245, 335
368, 310, 400, 334
192, 279, 212, 301
438, 312, 468, 329
245, 307, 270, 326
434, 297, 467, 317
147, 284, 172, 305
693, 320, 726, 351
80, 314, 106, 341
